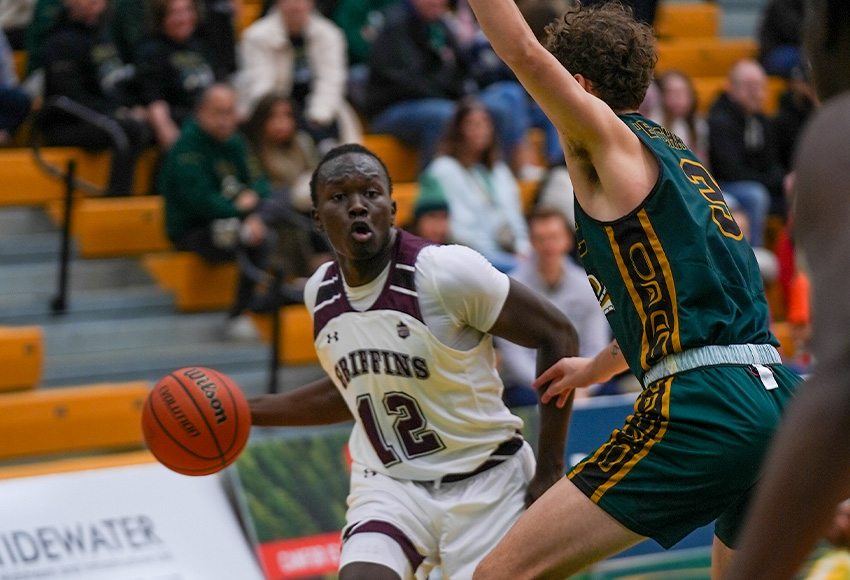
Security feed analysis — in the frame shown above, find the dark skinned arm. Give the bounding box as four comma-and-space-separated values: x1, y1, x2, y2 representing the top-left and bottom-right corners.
489, 278, 580, 505
725, 94, 850, 580
249, 376, 353, 427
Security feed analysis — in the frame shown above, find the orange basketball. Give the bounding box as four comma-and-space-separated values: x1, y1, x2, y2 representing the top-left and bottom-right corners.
141, 367, 251, 476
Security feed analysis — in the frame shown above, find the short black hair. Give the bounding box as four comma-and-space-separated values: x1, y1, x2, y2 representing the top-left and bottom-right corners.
309, 143, 393, 206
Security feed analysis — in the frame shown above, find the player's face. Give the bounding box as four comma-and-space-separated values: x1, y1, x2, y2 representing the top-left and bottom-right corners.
312, 153, 396, 263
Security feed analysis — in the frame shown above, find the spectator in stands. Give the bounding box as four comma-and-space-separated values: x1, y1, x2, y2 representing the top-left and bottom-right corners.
757, 0, 804, 79
331, 0, 398, 112
42, 0, 150, 196
653, 70, 709, 164
135, 0, 216, 150
774, 65, 818, 172
0, 29, 31, 144
364, 0, 531, 170
496, 206, 611, 406
235, 0, 362, 152
242, 93, 332, 294
404, 183, 451, 244
0, 0, 35, 48
160, 83, 275, 339
23, 0, 62, 88
195, 0, 238, 78
420, 97, 530, 272
708, 59, 784, 247
110, 0, 149, 64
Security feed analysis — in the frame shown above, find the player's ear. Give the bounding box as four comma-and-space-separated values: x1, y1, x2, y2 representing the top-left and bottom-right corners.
312, 207, 324, 232
391, 199, 397, 225
574, 73, 593, 94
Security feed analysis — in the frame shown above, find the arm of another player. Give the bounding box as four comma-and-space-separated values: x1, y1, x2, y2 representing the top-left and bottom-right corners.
249, 376, 353, 427
724, 94, 850, 580
489, 279, 580, 504
532, 340, 629, 405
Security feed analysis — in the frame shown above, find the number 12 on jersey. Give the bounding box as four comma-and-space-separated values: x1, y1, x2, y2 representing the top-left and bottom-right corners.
356, 393, 446, 467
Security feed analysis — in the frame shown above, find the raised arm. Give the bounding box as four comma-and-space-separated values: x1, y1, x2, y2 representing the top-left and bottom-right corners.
249, 376, 353, 427
464, 0, 621, 150
489, 278, 579, 504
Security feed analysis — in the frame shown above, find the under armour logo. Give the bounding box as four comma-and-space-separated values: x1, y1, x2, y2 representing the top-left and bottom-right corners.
327, 332, 339, 343
364, 468, 377, 477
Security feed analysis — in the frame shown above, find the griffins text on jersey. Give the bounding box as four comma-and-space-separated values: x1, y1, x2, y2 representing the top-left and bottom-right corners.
334, 349, 431, 389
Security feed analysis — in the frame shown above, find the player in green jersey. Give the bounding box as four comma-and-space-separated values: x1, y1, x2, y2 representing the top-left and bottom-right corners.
463, 2, 803, 579
726, 1, 850, 579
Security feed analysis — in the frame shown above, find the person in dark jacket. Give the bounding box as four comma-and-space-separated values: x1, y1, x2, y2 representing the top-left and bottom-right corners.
774, 66, 818, 171
160, 83, 276, 339
708, 59, 785, 246
757, 0, 804, 78
364, 0, 531, 169
42, 0, 150, 196
135, 0, 216, 150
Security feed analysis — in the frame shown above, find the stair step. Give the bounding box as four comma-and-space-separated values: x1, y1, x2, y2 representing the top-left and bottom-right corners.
0, 258, 154, 297
0, 208, 57, 238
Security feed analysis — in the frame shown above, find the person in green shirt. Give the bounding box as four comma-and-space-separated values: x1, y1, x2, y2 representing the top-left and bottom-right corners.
160, 83, 274, 339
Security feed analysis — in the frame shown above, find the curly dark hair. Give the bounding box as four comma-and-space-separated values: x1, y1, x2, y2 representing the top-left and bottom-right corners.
544, 1, 657, 111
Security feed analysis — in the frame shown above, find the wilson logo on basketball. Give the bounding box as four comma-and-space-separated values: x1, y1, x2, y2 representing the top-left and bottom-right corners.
183, 368, 228, 424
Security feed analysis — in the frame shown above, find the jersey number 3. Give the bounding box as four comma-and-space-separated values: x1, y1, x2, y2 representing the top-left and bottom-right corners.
357, 393, 446, 467
680, 159, 743, 240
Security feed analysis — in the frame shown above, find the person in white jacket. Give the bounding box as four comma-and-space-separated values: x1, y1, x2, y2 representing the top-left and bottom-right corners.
235, 0, 361, 149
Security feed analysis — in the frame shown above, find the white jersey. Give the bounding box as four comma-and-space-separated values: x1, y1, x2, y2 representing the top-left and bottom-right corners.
305, 230, 523, 481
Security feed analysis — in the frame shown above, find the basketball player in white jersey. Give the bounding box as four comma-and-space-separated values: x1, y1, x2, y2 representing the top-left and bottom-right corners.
249, 143, 580, 580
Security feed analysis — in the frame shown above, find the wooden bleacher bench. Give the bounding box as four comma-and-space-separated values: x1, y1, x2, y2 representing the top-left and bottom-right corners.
655, 2, 720, 39
0, 147, 158, 206
655, 37, 759, 78
0, 326, 43, 392
0, 450, 155, 480
362, 134, 419, 183
46, 195, 171, 258
13, 50, 26, 83
0, 381, 150, 462
238, 1, 263, 34
143, 252, 239, 312
251, 305, 318, 365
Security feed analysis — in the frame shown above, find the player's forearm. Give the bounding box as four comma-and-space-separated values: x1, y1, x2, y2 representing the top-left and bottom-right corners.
249, 376, 353, 426
588, 341, 630, 385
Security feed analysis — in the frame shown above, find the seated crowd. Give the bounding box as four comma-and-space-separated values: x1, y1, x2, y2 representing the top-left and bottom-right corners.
0, 0, 815, 382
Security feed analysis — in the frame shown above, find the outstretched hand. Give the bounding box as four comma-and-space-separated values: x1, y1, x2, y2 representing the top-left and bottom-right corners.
532, 357, 595, 407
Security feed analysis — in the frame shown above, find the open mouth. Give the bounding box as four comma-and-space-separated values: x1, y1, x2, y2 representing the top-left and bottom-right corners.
351, 222, 373, 242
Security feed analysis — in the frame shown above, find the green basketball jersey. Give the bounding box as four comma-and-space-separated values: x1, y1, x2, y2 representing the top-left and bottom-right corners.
574, 113, 776, 383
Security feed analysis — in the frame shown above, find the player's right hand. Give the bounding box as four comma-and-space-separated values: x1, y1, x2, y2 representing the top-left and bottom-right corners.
532, 357, 594, 407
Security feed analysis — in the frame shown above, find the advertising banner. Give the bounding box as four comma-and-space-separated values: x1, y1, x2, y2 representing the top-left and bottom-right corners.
0, 462, 265, 580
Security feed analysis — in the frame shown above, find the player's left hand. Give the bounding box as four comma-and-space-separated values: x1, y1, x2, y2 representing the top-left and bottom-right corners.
525, 470, 563, 507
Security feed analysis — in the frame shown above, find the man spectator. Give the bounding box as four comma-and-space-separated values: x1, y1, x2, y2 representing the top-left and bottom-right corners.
42, 0, 150, 196
159, 83, 274, 339
708, 59, 785, 246
364, 0, 531, 169
235, 0, 362, 151
496, 206, 611, 406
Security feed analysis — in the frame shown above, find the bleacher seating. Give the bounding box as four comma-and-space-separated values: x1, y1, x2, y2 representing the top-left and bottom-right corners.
0, 382, 149, 461
0, 326, 43, 392
655, 2, 720, 38
143, 252, 239, 312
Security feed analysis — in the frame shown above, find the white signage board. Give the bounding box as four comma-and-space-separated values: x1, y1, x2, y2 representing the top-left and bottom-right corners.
0, 463, 265, 580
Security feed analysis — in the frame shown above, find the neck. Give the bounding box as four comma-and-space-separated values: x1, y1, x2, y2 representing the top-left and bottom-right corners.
338, 229, 397, 287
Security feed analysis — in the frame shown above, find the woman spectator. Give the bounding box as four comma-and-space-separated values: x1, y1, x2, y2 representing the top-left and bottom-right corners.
654, 70, 709, 164
135, 0, 216, 150
420, 97, 529, 273
235, 0, 361, 151
42, 0, 150, 196
242, 93, 331, 285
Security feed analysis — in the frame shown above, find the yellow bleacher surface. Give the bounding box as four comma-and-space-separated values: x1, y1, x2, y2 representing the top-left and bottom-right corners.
0, 326, 44, 392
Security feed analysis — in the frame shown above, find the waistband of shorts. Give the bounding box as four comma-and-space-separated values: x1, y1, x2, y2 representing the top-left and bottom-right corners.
642, 343, 782, 388
436, 436, 525, 485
